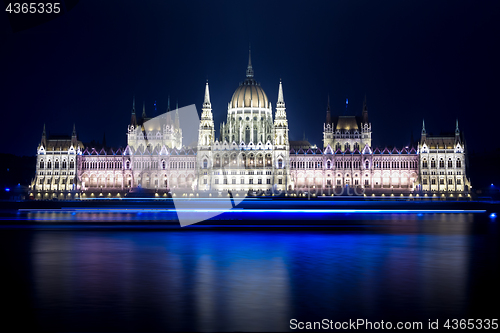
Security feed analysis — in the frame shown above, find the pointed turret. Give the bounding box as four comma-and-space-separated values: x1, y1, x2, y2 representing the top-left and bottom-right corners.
175, 101, 180, 129
455, 118, 460, 142
142, 101, 147, 119
131, 96, 137, 126
246, 48, 254, 79
203, 80, 211, 108
274, 80, 288, 146
362, 95, 369, 124
198, 81, 214, 147
71, 123, 77, 146
41, 123, 46, 147
167, 95, 171, 111
277, 79, 285, 107
326, 95, 331, 125
421, 119, 426, 141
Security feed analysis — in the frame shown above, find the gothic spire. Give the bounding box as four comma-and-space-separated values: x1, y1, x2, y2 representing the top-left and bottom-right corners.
326, 95, 331, 125
362, 95, 369, 124
277, 79, 285, 106
142, 101, 147, 119
167, 95, 171, 111
175, 101, 180, 128
71, 123, 77, 146
422, 119, 426, 134
203, 81, 211, 107
455, 119, 459, 133
41, 123, 46, 147
246, 47, 254, 79
131, 96, 137, 126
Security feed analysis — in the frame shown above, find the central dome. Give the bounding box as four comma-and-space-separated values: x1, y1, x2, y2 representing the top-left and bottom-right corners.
230, 81, 268, 108
229, 49, 269, 109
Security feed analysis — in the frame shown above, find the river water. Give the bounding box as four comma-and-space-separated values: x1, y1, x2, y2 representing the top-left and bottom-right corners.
0, 205, 498, 332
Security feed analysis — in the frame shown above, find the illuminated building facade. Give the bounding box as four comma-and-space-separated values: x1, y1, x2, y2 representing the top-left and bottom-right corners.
30, 53, 471, 199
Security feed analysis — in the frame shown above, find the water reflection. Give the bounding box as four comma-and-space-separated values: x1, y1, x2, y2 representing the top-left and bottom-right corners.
2, 212, 495, 331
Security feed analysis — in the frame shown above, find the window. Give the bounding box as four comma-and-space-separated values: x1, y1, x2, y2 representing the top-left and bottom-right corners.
423, 179, 428, 185
215, 179, 219, 184
337, 179, 341, 185
327, 160, 331, 169
223, 178, 228, 185
354, 179, 359, 185
39, 160, 44, 169
232, 179, 236, 184
266, 179, 271, 184
249, 179, 254, 184
278, 159, 283, 169
439, 159, 444, 168
440, 178, 444, 185
457, 179, 462, 185
278, 178, 282, 184
240, 178, 244, 184
431, 179, 436, 185
365, 160, 369, 169
203, 179, 207, 184
431, 159, 436, 168
448, 179, 453, 185
364, 179, 369, 186
457, 159, 461, 168
203, 159, 208, 168
448, 159, 452, 168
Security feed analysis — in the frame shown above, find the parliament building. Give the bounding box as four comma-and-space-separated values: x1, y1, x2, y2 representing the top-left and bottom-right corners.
30, 53, 471, 200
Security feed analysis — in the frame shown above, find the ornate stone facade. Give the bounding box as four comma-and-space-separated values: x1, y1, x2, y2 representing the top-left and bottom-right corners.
30, 53, 471, 199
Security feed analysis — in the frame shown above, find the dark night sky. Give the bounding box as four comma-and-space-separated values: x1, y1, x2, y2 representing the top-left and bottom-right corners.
1, 0, 499, 156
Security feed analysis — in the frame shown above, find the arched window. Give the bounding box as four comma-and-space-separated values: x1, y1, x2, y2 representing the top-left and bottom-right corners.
278, 159, 283, 169
457, 158, 461, 168
245, 126, 250, 143
422, 159, 428, 168
431, 159, 436, 168
126, 160, 130, 169
162, 160, 166, 169
439, 159, 444, 168
448, 158, 452, 168
39, 160, 44, 169
54, 160, 59, 169
47, 160, 52, 169
62, 160, 67, 169
203, 159, 208, 169
365, 160, 369, 169
327, 160, 331, 169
